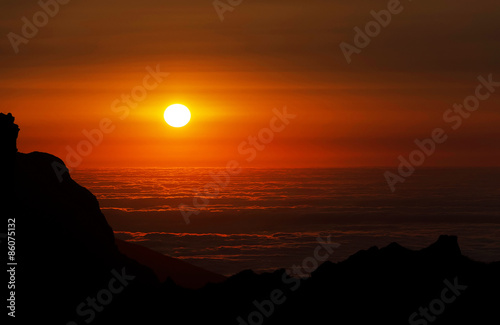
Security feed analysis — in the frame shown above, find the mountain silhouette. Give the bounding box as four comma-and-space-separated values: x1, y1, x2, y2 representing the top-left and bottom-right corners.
160, 235, 499, 324
2, 113, 498, 325
1, 113, 222, 324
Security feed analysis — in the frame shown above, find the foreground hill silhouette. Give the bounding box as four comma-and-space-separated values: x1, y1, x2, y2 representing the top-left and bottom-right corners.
1, 113, 222, 324
1, 112, 499, 324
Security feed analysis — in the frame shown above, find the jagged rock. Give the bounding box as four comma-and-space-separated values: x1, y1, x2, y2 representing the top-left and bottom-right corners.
1, 113, 160, 324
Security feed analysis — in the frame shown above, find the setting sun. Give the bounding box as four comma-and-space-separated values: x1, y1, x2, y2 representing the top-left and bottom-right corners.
164, 104, 191, 127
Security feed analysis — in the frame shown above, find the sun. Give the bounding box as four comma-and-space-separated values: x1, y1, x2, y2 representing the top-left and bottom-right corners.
164, 104, 191, 127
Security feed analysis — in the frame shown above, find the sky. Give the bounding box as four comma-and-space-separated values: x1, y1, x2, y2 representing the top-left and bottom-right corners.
1, 0, 499, 168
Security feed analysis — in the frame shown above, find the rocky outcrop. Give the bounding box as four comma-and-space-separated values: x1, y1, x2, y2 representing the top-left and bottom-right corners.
164, 235, 499, 324
1, 113, 160, 324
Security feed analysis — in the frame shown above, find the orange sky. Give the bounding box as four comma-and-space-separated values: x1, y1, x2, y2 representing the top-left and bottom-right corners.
1, 0, 499, 168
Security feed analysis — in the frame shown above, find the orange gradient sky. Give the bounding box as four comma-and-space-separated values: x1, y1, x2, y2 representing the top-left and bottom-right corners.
1, 0, 499, 168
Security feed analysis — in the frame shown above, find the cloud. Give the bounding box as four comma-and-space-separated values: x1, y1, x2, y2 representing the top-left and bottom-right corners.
115, 224, 500, 276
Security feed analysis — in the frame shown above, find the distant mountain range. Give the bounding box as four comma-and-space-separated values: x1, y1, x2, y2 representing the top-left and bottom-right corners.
2, 112, 499, 325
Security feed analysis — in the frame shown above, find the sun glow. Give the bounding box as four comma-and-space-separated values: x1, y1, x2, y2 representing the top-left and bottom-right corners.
164, 104, 191, 127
